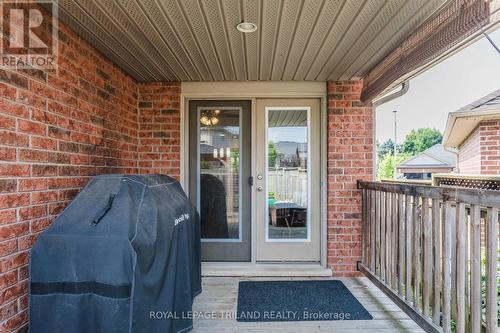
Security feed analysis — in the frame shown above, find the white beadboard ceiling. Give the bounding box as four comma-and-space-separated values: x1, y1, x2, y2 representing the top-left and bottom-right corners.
48, 0, 449, 82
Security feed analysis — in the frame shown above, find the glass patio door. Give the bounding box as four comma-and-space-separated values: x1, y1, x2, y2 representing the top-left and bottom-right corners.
255, 99, 321, 262
188, 100, 251, 262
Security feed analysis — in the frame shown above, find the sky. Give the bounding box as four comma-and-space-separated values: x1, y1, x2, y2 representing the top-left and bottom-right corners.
376, 29, 500, 144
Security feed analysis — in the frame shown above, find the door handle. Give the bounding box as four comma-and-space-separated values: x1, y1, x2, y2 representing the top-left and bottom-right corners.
248, 176, 254, 186
256, 186, 263, 192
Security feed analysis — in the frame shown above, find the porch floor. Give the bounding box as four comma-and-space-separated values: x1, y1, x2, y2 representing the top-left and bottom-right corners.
191, 276, 424, 333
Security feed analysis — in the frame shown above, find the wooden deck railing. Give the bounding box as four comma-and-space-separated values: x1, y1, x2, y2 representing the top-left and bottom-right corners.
358, 180, 499, 333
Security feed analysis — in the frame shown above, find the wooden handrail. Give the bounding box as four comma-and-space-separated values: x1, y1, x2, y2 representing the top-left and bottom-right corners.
359, 180, 499, 333
358, 180, 500, 207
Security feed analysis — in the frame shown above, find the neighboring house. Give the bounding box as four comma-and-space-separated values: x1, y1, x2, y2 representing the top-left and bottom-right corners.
397, 144, 456, 180
443, 90, 500, 175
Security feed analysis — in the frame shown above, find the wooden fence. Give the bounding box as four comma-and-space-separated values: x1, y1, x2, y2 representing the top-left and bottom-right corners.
268, 168, 307, 206
358, 180, 499, 333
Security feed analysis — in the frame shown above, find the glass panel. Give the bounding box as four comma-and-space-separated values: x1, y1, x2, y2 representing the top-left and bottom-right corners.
199, 108, 240, 240
267, 108, 308, 240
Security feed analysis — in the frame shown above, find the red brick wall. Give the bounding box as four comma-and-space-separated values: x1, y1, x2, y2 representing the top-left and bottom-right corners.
458, 127, 480, 174
0, 8, 182, 332
479, 120, 500, 175
458, 120, 500, 175
137, 83, 181, 179
327, 81, 374, 277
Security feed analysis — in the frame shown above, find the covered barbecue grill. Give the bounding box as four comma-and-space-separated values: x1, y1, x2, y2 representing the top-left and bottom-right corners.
29, 174, 201, 333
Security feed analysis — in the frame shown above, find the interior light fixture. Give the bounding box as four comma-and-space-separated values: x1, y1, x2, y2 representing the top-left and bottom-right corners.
237, 22, 257, 33
200, 109, 220, 126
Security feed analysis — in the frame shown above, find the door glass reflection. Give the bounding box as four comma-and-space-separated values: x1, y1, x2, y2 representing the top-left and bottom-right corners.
267, 109, 308, 240
199, 108, 240, 240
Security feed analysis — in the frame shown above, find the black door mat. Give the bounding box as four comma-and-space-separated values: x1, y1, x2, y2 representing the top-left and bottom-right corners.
236, 280, 373, 322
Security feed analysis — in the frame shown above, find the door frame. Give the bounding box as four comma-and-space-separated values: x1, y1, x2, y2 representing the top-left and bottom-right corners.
180, 81, 328, 267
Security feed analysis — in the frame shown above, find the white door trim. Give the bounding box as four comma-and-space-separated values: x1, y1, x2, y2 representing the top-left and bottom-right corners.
180, 81, 328, 269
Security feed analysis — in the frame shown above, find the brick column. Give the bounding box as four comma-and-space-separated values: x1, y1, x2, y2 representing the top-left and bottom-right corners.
137, 82, 181, 179
327, 81, 374, 277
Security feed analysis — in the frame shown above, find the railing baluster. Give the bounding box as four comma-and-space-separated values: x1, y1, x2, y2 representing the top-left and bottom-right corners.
451, 205, 458, 323
405, 194, 413, 303
367, 189, 372, 267
456, 202, 466, 333
398, 194, 404, 296
470, 204, 481, 333
432, 198, 441, 326
376, 190, 381, 275
381, 192, 386, 282
385, 192, 392, 285
443, 200, 453, 333
391, 192, 398, 289
422, 197, 431, 317
465, 206, 470, 332
370, 190, 376, 272
486, 207, 498, 333
413, 196, 421, 308
362, 189, 367, 265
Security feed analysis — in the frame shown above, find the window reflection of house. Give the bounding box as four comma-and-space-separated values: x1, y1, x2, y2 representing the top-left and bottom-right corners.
199, 113, 240, 239
267, 109, 309, 239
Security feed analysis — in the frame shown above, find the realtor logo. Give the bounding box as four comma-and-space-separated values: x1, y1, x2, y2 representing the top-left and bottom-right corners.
0, 1, 58, 69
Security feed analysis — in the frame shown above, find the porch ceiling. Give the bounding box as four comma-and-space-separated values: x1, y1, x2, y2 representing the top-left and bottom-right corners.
47, 0, 448, 82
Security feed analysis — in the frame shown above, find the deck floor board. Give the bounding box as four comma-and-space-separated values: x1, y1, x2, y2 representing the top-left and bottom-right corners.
191, 276, 424, 333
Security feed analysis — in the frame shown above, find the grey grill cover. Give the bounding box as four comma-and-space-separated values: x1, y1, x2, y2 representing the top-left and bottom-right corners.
29, 174, 201, 333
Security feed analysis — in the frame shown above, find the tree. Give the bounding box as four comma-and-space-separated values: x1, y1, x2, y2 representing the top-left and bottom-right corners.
400, 128, 442, 155
377, 152, 412, 179
268, 141, 277, 167
377, 138, 399, 160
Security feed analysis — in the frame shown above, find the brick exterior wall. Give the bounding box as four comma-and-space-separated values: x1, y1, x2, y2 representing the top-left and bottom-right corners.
458, 120, 500, 175
479, 120, 500, 175
0, 9, 181, 331
458, 127, 480, 174
137, 83, 181, 179
327, 81, 374, 277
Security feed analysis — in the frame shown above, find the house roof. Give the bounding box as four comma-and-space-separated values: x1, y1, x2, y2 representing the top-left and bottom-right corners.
46, 0, 449, 82
398, 144, 456, 169
443, 90, 500, 148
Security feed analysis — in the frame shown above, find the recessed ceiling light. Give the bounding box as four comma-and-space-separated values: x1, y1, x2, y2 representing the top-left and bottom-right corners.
237, 22, 257, 33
